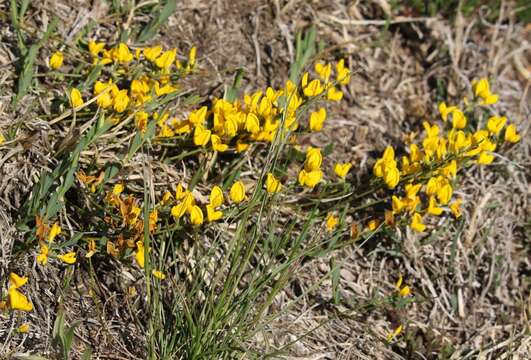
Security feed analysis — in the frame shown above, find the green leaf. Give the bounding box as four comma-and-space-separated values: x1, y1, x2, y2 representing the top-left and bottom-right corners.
137, 0, 177, 43
224, 69, 245, 102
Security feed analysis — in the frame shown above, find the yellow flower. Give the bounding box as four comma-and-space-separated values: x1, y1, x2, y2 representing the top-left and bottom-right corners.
48, 223, 61, 242
206, 204, 223, 222
143, 46, 162, 62
57, 252, 77, 265
298, 169, 322, 188
336, 59, 350, 85
193, 125, 211, 147
477, 151, 494, 165
230, 181, 246, 203
326, 214, 339, 231
70, 88, 84, 108
473, 78, 490, 98
49, 51, 63, 69
327, 87, 343, 101
88, 40, 105, 57
96, 92, 113, 109
410, 213, 426, 232
366, 219, 379, 231
450, 198, 462, 218
383, 165, 400, 189
8, 287, 33, 312
189, 205, 204, 226
210, 186, 224, 207
114, 43, 133, 63
9, 273, 28, 289
135, 241, 145, 268
334, 163, 352, 179
427, 196, 443, 216
438, 102, 457, 122
266, 173, 281, 194
155, 49, 177, 69
36, 244, 49, 265
303, 79, 324, 97
224, 118, 238, 138
175, 183, 187, 200
437, 183, 453, 205
172, 193, 195, 219
451, 109, 467, 129
399, 285, 411, 297
211, 134, 228, 152
481, 93, 499, 105
236, 141, 249, 153
504, 124, 520, 143
152, 270, 166, 280
309, 108, 326, 132
17, 323, 30, 333
392, 196, 405, 214
0, 132, 5, 145
187, 46, 197, 70
113, 90, 130, 113
304, 147, 322, 171
387, 325, 403, 342
245, 113, 261, 134
487, 116, 506, 135
315, 62, 331, 82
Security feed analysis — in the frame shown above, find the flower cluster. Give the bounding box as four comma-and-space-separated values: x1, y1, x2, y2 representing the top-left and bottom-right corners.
0, 273, 33, 312
371, 78, 520, 233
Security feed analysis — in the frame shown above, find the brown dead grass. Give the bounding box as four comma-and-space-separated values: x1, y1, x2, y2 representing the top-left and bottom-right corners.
0, 0, 529, 359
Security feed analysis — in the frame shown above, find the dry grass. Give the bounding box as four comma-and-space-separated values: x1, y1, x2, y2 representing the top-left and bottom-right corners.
0, 0, 529, 359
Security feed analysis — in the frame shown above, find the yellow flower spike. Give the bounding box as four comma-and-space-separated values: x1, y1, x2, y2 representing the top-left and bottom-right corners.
210, 134, 227, 152
155, 49, 177, 69
88, 40, 105, 57
114, 43, 133, 63
193, 125, 211, 147
477, 151, 494, 165
36, 244, 49, 265
70, 88, 84, 108
326, 214, 339, 231
304, 147, 322, 172
230, 181, 246, 204
315, 62, 332, 82
8, 287, 33, 312
17, 323, 30, 333
206, 204, 223, 222
135, 241, 145, 268
504, 124, 520, 143
436, 183, 453, 205
209, 186, 224, 208
427, 196, 444, 216
410, 213, 426, 233
265, 173, 281, 194
152, 270, 166, 280
387, 325, 403, 342
450, 198, 463, 218
327, 87, 343, 101
143, 46, 162, 62
309, 108, 326, 132
189, 205, 204, 226
245, 113, 261, 134
334, 163, 352, 179
49, 51, 63, 69
9, 273, 28, 289
48, 223, 61, 242
57, 252, 77, 265
303, 79, 324, 97
487, 116, 507, 135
